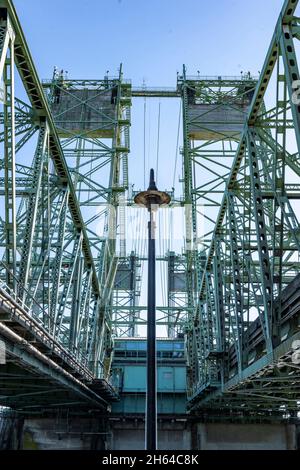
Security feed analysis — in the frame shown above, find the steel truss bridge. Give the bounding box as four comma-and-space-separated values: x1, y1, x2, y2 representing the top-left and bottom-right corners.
0, 0, 300, 422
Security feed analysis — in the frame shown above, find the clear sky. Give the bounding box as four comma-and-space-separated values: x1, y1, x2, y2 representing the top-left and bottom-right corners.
14, 0, 284, 86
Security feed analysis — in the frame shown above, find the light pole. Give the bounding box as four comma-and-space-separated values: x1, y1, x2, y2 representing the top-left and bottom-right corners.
134, 169, 170, 451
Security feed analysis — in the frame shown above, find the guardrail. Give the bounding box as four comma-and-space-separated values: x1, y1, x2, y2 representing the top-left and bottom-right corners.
178, 75, 259, 81
0, 282, 95, 381
0, 261, 99, 381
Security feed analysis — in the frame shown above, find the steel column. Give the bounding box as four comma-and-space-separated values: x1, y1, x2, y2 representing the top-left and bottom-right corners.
146, 207, 157, 450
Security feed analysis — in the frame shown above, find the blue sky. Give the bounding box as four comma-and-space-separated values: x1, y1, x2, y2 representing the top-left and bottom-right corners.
14, 0, 284, 86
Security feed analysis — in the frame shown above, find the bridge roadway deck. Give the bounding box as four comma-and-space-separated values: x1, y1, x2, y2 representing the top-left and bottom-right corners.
0, 286, 118, 412
189, 274, 300, 414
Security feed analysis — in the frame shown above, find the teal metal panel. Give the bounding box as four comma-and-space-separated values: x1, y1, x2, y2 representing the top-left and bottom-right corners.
174, 366, 186, 392
112, 394, 186, 414
158, 367, 174, 392
112, 395, 146, 414
121, 365, 186, 393
123, 366, 146, 392
157, 366, 186, 392
157, 395, 186, 414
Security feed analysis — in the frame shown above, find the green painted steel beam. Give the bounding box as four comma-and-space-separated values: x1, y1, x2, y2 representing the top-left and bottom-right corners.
198, 0, 300, 301
0, 332, 108, 409
0, 0, 101, 297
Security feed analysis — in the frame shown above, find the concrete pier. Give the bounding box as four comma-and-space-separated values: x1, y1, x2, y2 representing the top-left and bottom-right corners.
1, 415, 300, 450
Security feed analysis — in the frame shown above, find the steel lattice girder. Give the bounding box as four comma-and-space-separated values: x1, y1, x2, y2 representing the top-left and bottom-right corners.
0, 0, 120, 408
0, 0, 101, 296
186, 0, 300, 414
42, 71, 134, 339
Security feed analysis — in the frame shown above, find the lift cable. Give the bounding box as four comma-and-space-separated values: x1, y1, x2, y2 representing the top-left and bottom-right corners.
147, 101, 151, 179
172, 100, 182, 189
143, 96, 147, 189
162, 212, 167, 308
155, 101, 161, 181
158, 211, 166, 328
